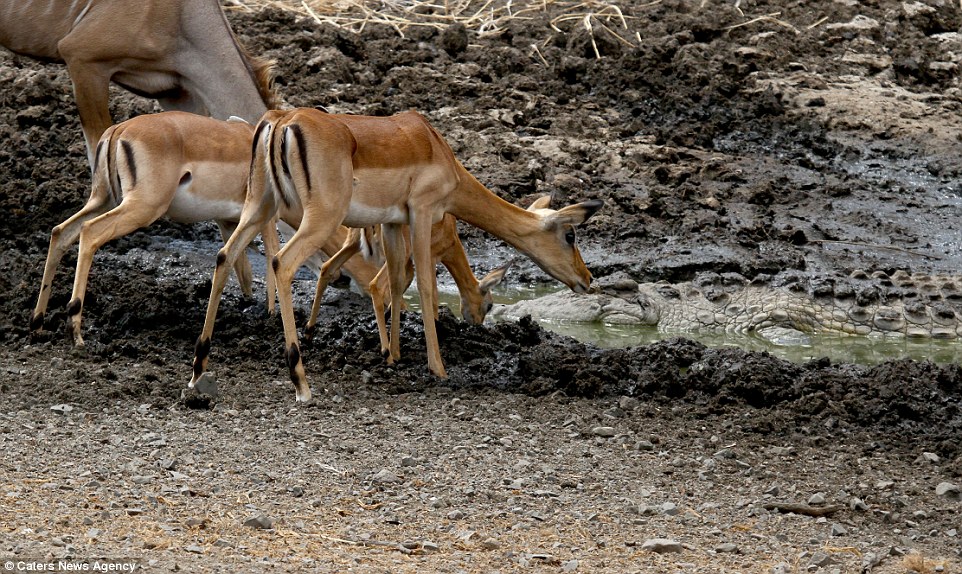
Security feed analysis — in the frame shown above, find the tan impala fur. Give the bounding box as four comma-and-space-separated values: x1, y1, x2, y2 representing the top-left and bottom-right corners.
0, 0, 277, 167
29, 111, 379, 347
192, 108, 602, 402
304, 215, 511, 351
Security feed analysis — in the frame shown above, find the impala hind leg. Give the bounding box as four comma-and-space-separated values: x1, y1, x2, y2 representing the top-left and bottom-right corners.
190, 210, 270, 389
273, 220, 345, 403
31, 197, 111, 336
216, 220, 254, 299
68, 200, 167, 347
260, 218, 281, 315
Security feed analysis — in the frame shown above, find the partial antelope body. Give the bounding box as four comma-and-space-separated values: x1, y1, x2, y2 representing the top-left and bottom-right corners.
29, 112, 275, 346
28, 111, 380, 347
192, 108, 602, 402
0, 0, 276, 167
305, 215, 512, 352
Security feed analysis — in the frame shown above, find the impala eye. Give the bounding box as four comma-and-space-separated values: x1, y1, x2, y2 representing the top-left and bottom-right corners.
564, 230, 576, 245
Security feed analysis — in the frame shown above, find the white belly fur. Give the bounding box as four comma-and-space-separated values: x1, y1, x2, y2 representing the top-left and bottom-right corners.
342, 202, 408, 228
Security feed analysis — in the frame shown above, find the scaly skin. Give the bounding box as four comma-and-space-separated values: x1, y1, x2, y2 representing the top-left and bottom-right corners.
493, 270, 962, 340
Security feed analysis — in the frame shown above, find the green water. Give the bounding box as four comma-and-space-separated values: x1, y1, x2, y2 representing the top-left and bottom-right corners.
404, 285, 962, 366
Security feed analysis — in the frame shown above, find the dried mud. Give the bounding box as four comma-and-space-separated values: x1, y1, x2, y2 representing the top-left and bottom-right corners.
1, 0, 962, 571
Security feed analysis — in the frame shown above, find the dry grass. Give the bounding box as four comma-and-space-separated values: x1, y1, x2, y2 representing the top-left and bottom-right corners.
902, 552, 952, 573
225, 0, 647, 51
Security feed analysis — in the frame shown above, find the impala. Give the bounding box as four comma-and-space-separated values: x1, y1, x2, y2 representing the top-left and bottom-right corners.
191, 108, 602, 402
304, 215, 512, 352
28, 111, 379, 347
0, 0, 277, 167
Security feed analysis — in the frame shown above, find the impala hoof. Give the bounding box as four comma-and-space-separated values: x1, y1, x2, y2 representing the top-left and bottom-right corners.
295, 386, 312, 403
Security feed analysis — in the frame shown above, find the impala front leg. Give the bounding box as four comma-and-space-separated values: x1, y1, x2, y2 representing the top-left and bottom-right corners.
216, 220, 254, 299
380, 224, 408, 364
411, 212, 446, 378
305, 228, 362, 341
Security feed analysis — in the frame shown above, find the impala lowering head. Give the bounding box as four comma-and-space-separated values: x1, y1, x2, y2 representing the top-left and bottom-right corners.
523, 195, 604, 293
461, 263, 512, 325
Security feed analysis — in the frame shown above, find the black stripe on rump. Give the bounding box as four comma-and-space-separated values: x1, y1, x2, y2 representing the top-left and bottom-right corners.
289, 124, 312, 193
120, 140, 137, 187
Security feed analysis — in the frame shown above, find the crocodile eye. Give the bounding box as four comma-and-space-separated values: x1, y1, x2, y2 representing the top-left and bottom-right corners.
564, 230, 576, 245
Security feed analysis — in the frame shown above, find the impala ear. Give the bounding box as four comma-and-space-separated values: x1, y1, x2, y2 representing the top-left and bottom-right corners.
527, 195, 553, 211
542, 199, 604, 229
478, 262, 512, 294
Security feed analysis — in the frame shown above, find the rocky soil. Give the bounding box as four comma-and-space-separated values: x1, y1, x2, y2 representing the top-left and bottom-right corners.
1, 0, 962, 572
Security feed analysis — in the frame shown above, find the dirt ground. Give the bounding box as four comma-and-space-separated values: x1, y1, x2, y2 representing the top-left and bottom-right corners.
1, 0, 962, 571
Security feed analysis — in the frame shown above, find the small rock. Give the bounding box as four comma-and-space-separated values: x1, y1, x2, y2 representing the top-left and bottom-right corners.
634, 440, 655, 451
192, 373, 218, 398
400, 456, 418, 467
831, 523, 848, 536
920, 452, 940, 464
618, 396, 639, 411
808, 493, 826, 505
661, 502, 679, 516
447, 510, 466, 520
125, 508, 145, 516
243, 515, 273, 530
562, 559, 579, 572
715, 543, 738, 553
481, 537, 500, 550
371, 469, 400, 484
184, 544, 204, 554
809, 551, 834, 567
935, 482, 961, 500
849, 497, 868, 511
591, 426, 616, 437
50, 404, 73, 414
764, 485, 781, 497
875, 479, 895, 490
641, 538, 683, 553
185, 518, 207, 528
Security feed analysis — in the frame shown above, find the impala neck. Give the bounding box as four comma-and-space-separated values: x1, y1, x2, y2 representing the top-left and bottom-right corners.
450, 164, 540, 250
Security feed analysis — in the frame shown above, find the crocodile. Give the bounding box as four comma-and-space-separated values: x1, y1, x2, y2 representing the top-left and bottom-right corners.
491, 270, 962, 343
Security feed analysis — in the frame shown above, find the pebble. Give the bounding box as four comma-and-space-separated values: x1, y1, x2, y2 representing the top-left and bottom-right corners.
481, 537, 500, 550
371, 469, 400, 484
400, 456, 418, 467
50, 404, 73, 414
640, 538, 683, 553
849, 497, 868, 511
562, 559, 579, 572
809, 551, 834, 567
243, 515, 273, 530
935, 482, 960, 500
920, 452, 940, 464
184, 544, 204, 554
661, 502, 679, 516
715, 542, 738, 553
591, 426, 616, 437
808, 493, 826, 505
831, 523, 848, 536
